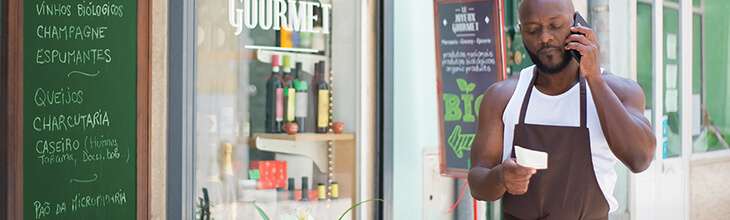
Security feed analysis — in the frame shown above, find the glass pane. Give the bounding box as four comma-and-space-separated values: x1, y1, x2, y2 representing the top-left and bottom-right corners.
663, 7, 682, 158
694, 0, 730, 153
692, 14, 706, 152
192, 1, 353, 219
637, 3, 654, 124
194, 0, 263, 217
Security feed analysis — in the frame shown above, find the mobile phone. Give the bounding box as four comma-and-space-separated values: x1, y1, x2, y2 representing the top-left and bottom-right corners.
570, 12, 590, 62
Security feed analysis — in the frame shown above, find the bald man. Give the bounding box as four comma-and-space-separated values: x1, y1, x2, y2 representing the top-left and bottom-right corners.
467, 0, 656, 219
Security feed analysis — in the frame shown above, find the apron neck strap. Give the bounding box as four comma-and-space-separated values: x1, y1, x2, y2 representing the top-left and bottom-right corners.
579, 75, 587, 128
518, 68, 588, 129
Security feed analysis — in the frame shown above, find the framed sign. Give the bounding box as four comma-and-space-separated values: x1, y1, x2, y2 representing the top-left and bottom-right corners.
435, 0, 507, 178
5, 0, 150, 218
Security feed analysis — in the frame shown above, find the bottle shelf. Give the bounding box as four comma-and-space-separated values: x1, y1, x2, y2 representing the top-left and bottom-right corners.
253, 133, 354, 142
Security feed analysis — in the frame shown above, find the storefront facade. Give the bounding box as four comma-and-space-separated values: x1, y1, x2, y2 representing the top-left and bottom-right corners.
633, 0, 730, 219
4, 0, 730, 220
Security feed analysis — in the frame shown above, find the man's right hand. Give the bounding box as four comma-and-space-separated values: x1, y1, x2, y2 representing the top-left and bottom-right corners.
501, 158, 537, 195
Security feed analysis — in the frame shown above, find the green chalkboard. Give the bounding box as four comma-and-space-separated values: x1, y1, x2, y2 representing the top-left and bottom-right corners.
23, 0, 137, 219
434, 0, 506, 177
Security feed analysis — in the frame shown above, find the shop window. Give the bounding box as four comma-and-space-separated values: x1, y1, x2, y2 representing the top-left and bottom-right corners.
692, 0, 730, 153
192, 1, 358, 219
637, 3, 654, 125
662, 7, 683, 158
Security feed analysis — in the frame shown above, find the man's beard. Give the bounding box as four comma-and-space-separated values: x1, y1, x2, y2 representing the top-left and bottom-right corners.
526, 46, 573, 74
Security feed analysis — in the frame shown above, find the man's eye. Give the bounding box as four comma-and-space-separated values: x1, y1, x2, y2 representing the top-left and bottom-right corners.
550, 23, 562, 29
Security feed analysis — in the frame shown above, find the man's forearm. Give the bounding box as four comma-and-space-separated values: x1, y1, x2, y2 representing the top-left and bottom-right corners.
586, 75, 656, 172
468, 164, 507, 201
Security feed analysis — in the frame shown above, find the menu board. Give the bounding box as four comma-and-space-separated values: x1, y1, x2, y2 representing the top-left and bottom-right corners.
434, 0, 506, 177
23, 0, 138, 219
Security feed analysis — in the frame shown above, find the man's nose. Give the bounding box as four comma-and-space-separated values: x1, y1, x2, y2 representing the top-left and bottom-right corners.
539, 32, 555, 45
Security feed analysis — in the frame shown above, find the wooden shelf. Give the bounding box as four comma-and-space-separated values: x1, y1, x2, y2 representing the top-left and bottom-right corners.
253, 133, 354, 142
252, 133, 355, 173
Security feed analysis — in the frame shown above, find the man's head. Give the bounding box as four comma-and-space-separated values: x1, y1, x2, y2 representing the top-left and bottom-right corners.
519, 0, 576, 74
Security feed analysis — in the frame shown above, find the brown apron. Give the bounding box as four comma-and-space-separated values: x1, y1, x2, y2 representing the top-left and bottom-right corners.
502, 72, 609, 220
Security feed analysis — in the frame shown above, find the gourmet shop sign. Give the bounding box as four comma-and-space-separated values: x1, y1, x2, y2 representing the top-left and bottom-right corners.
228, 0, 333, 35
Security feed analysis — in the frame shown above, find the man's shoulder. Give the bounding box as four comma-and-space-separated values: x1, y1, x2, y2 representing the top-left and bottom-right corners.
600, 72, 645, 100
481, 75, 519, 112
485, 75, 518, 100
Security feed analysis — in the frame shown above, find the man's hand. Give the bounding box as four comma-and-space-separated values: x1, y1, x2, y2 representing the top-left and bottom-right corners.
565, 26, 601, 79
501, 158, 537, 195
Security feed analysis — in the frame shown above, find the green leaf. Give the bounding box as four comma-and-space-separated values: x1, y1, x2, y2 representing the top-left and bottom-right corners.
253, 202, 270, 220
466, 82, 476, 93
456, 79, 468, 91
338, 199, 384, 220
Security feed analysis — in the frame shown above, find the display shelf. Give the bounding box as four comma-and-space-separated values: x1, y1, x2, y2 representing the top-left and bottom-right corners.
254, 133, 354, 142
252, 133, 355, 173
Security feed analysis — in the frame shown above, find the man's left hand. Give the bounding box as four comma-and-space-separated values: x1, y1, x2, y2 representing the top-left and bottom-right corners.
565, 26, 601, 79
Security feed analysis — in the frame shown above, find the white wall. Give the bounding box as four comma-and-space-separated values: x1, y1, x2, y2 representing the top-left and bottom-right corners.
606, 1, 634, 218
332, 0, 357, 133
150, 0, 168, 219
574, 0, 589, 17
608, 0, 633, 79
392, 0, 441, 219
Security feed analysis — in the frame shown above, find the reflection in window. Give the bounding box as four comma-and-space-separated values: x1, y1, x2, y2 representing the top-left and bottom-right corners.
663, 7, 682, 158
192, 1, 355, 219
637, 3, 654, 125
693, 0, 730, 153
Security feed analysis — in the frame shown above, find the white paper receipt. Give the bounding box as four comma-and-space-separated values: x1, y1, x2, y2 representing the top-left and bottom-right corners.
514, 146, 548, 170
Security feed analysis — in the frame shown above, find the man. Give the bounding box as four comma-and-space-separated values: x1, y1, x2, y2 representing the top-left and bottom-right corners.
467, 0, 656, 219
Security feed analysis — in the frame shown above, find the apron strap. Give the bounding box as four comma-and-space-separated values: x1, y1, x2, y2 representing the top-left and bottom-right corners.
518, 68, 588, 129
579, 76, 587, 129
517, 69, 538, 125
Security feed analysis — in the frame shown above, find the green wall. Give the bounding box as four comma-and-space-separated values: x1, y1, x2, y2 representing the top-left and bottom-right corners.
704, 0, 730, 134
637, 3, 654, 112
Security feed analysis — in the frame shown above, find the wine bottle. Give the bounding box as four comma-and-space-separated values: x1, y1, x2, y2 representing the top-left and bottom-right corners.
314, 61, 330, 133
265, 55, 284, 133
293, 62, 308, 132
282, 55, 296, 124
301, 176, 309, 201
